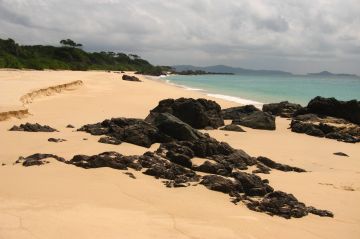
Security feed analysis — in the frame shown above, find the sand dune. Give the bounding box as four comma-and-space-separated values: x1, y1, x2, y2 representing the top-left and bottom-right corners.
0, 70, 359, 239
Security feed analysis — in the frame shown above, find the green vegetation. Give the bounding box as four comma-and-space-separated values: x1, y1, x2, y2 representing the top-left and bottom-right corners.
0, 38, 167, 74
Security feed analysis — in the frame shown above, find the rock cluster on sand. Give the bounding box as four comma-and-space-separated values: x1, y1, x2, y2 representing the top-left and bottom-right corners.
9, 123, 58, 132
15, 153, 65, 166
16, 97, 334, 219
122, 74, 141, 82
289, 97, 360, 143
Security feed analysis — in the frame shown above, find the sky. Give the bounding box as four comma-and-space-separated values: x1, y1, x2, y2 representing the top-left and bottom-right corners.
1, 0, 360, 74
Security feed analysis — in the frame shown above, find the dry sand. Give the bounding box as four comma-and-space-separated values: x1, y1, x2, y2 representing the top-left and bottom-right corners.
0, 70, 359, 239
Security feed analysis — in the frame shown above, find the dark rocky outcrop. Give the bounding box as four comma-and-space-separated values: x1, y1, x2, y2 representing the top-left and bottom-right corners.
256, 156, 306, 173
146, 98, 224, 129
78, 118, 171, 148
232, 111, 276, 130
220, 124, 246, 132
232, 172, 273, 196
9, 123, 58, 132
69, 152, 142, 170
290, 120, 360, 143
194, 160, 232, 176
122, 74, 141, 82
15, 153, 65, 167
48, 138, 67, 143
263, 101, 303, 118
247, 191, 333, 219
222, 105, 260, 120
98, 136, 122, 145
299, 97, 360, 125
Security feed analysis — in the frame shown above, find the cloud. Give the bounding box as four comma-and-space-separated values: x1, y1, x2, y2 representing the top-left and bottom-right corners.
0, 0, 360, 74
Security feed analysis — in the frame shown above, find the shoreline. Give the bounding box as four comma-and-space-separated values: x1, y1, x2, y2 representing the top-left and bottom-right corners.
0, 70, 359, 239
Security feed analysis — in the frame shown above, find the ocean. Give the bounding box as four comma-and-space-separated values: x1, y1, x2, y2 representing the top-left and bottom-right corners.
164, 74, 360, 106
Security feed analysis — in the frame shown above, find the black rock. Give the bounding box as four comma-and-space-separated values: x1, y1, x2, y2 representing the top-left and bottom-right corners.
122, 74, 141, 82
262, 101, 303, 118
257, 156, 306, 172
69, 152, 142, 170
247, 191, 308, 219
333, 152, 349, 157
166, 150, 193, 168
15, 153, 65, 167
232, 111, 276, 130
146, 98, 224, 129
200, 175, 243, 194
222, 105, 260, 120
9, 123, 58, 132
98, 136, 122, 145
290, 120, 325, 137
232, 171, 273, 196
220, 124, 246, 132
307, 206, 334, 217
66, 124, 75, 128
305, 97, 360, 125
148, 113, 205, 141
48, 138, 66, 143
124, 172, 136, 179
194, 160, 232, 176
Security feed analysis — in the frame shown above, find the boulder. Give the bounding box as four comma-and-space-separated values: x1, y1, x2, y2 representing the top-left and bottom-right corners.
262, 101, 303, 118
9, 123, 58, 132
98, 136, 122, 145
148, 113, 205, 141
122, 74, 141, 82
232, 111, 276, 130
146, 98, 224, 129
222, 105, 260, 120
300, 96, 360, 125
194, 160, 232, 176
220, 124, 246, 132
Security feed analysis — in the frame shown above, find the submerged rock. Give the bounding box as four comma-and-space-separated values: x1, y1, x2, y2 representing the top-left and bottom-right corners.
146, 98, 224, 129
9, 123, 58, 132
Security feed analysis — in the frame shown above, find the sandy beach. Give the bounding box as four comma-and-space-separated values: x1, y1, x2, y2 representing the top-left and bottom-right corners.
0, 70, 359, 239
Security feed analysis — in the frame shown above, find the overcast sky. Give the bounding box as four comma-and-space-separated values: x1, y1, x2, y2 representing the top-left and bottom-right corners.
1, 0, 360, 74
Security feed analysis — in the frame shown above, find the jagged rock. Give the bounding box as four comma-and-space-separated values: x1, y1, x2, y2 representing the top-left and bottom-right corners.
194, 160, 232, 176
9, 123, 58, 132
146, 98, 224, 129
69, 152, 142, 170
166, 150, 192, 168
79, 118, 171, 148
220, 124, 246, 132
333, 152, 349, 157
48, 138, 67, 143
232, 172, 273, 196
211, 150, 256, 170
247, 191, 308, 219
15, 153, 65, 167
66, 124, 75, 128
262, 101, 303, 118
148, 113, 205, 141
200, 175, 243, 193
232, 111, 276, 130
256, 156, 306, 172
302, 96, 360, 125
252, 163, 271, 174
98, 136, 122, 145
290, 120, 325, 137
122, 74, 141, 82
222, 105, 260, 120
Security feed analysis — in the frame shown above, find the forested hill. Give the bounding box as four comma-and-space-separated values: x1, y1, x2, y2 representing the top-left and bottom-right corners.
0, 38, 165, 74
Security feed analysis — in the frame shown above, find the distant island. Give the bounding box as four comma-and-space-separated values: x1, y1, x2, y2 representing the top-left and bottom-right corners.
173, 65, 359, 78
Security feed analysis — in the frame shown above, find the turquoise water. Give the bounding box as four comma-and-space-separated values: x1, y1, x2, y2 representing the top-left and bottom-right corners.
165, 74, 360, 106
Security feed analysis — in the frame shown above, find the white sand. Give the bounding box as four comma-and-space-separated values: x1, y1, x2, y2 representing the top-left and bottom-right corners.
0, 70, 359, 239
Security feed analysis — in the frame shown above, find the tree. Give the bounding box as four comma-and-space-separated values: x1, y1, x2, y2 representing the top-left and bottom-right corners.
60, 39, 82, 48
